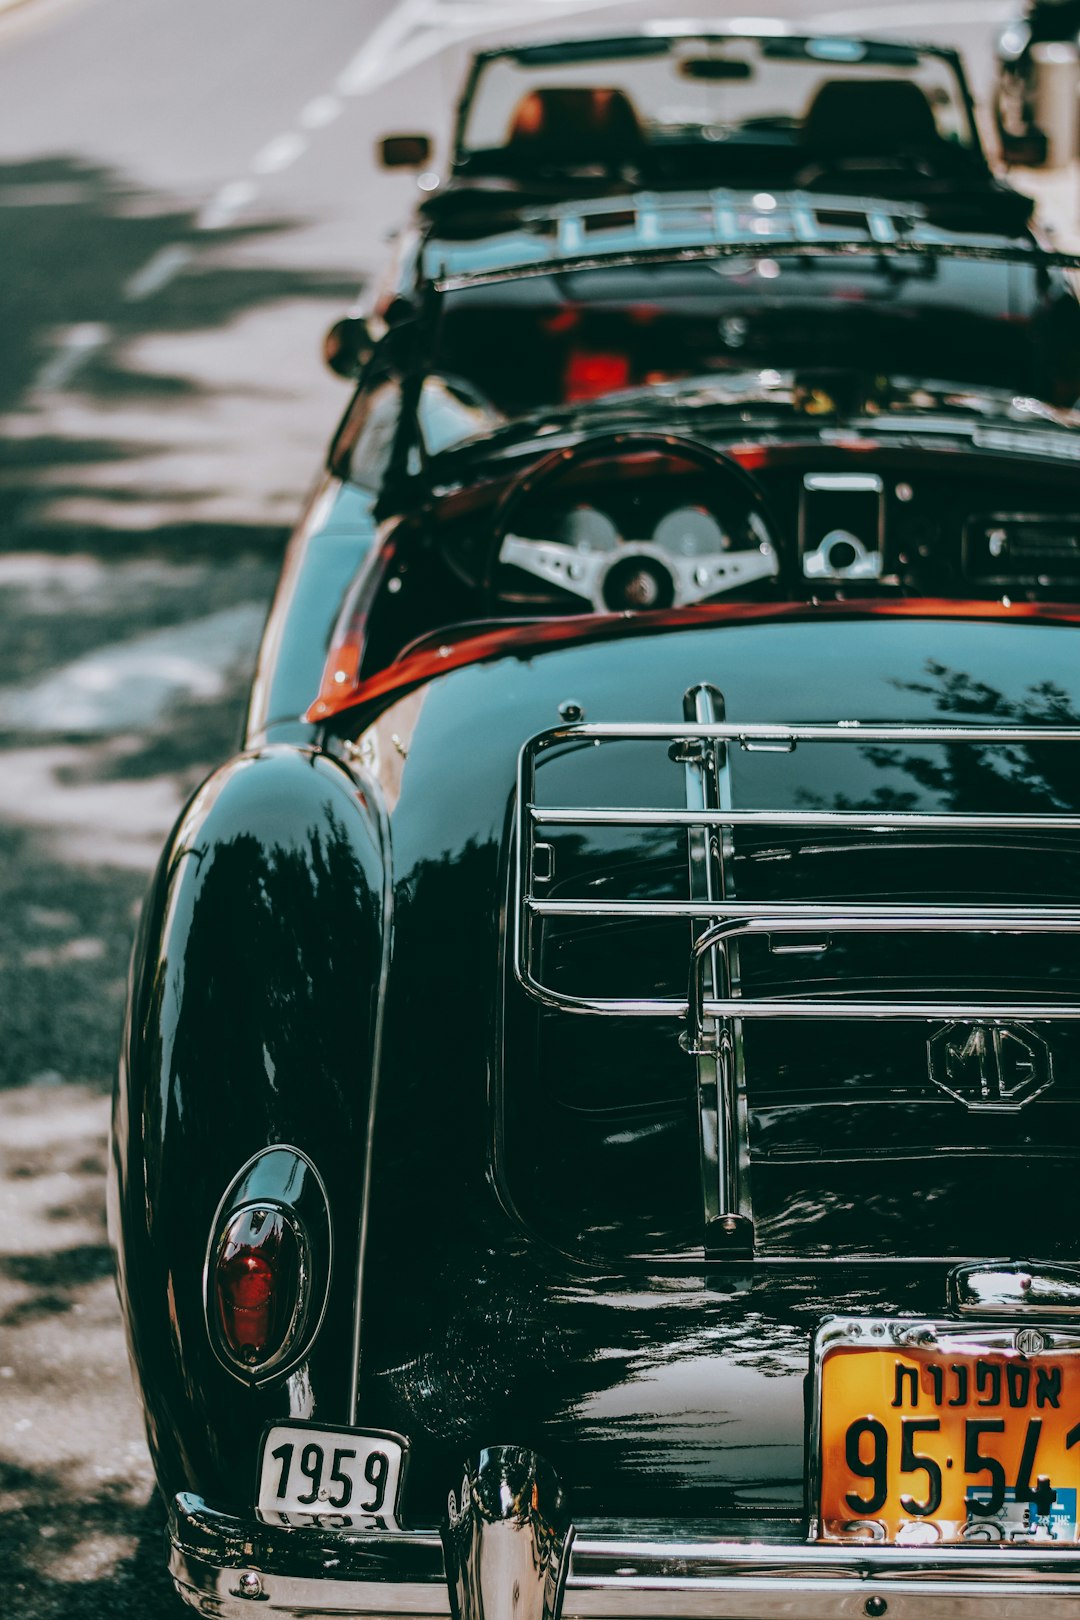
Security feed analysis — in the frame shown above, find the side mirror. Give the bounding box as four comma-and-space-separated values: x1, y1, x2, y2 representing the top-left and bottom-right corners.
323, 316, 374, 380
378, 133, 432, 168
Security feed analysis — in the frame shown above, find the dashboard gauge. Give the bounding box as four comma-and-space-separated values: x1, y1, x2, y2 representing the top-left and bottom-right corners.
653, 505, 727, 557
555, 504, 621, 553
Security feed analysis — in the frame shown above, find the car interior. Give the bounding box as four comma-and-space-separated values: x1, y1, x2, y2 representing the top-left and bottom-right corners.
324, 425, 1080, 683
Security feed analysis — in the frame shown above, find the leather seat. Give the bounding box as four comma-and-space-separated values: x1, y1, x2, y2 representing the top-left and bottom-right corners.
800, 77, 944, 161
504, 86, 645, 166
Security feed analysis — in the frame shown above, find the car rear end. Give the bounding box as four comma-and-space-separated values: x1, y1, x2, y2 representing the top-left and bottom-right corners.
164, 614, 1080, 1618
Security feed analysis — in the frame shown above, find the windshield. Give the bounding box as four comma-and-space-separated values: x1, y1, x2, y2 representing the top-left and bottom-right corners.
457, 34, 979, 178
427, 255, 1076, 435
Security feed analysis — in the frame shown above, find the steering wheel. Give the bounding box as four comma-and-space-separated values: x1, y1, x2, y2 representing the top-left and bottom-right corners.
481, 431, 785, 615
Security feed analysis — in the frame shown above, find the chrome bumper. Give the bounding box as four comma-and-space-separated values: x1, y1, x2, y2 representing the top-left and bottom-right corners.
170, 1491, 1080, 1620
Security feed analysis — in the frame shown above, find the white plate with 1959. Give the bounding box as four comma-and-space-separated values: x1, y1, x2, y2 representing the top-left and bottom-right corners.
257, 1422, 407, 1529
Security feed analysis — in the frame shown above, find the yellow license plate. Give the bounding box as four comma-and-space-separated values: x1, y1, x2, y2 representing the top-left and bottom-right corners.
816, 1320, 1080, 1544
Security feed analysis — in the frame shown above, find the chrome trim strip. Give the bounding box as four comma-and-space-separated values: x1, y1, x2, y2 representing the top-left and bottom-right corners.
436, 239, 1080, 294
169, 1494, 1080, 1620
337, 757, 395, 1427
527, 722, 1080, 743
680, 686, 752, 1250
530, 900, 1080, 922
532, 808, 1080, 829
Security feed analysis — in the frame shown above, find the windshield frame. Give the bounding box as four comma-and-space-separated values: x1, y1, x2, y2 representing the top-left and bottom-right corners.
451, 29, 984, 169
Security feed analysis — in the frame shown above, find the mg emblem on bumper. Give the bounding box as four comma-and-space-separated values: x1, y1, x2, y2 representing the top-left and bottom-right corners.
928, 1023, 1053, 1111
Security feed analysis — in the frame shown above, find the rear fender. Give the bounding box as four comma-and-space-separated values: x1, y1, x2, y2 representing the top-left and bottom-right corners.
110, 745, 388, 1505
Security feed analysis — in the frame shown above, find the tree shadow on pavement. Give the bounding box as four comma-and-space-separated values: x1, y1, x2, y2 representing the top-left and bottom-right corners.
0, 1079, 186, 1619
1, 1463, 186, 1620
0, 153, 359, 546
0, 153, 357, 409
0, 149, 362, 1620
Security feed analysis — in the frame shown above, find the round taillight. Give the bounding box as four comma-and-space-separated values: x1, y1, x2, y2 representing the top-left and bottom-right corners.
213, 1205, 306, 1373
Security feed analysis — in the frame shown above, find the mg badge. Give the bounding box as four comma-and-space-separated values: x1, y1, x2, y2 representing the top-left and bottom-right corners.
927, 1023, 1053, 1112
1016, 1328, 1047, 1357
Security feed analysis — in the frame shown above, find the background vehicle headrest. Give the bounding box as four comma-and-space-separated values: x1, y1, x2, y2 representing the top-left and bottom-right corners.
801, 78, 941, 157
505, 86, 644, 165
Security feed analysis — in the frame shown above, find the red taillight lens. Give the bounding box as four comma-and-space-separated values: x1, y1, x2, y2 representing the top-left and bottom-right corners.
213, 1207, 303, 1369
218, 1250, 275, 1348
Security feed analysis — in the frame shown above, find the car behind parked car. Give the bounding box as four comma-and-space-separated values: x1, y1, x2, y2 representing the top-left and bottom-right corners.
382, 29, 1035, 234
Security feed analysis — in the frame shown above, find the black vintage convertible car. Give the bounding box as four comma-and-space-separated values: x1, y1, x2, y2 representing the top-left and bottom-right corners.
112, 220, 1080, 1616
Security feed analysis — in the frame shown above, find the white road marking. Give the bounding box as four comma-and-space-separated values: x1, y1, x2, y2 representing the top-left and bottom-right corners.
337, 0, 628, 97
809, 1, 1012, 28
32, 322, 108, 393
121, 242, 193, 301
337, 0, 431, 96
300, 94, 344, 130
341, 26, 456, 96
251, 131, 309, 174
197, 177, 258, 231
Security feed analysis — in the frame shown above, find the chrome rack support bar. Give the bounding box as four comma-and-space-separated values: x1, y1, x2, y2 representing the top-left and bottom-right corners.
513, 718, 1080, 1018
532, 808, 1080, 830
442, 1448, 574, 1620
526, 721, 1080, 745
684, 910, 1080, 1033
680, 685, 752, 1253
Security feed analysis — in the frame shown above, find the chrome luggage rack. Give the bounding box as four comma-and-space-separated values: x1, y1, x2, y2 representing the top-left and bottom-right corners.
513, 691, 1080, 1249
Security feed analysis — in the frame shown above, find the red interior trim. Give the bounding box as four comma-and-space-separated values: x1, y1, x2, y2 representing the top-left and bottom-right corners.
307, 599, 1080, 725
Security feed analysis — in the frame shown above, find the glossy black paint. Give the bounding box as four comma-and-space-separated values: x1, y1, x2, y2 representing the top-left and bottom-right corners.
116, 599, 1080, 1527
113, 169, 1080, 1560
111, 746, 387, 1502
338, 615, 1080, 1524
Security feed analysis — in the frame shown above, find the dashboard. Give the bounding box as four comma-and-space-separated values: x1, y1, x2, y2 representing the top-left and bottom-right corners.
364, 437, 1080, 679
488, 447, 1080, 607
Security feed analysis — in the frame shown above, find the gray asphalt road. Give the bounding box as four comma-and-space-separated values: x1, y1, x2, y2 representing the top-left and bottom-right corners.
0, 0, 1041, 1614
